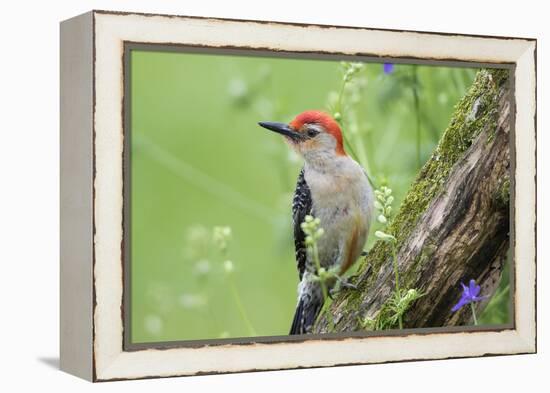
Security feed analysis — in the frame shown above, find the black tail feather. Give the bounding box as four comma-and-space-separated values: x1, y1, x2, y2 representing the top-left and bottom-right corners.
289, 298, 304, 335
289, 296, 322, 335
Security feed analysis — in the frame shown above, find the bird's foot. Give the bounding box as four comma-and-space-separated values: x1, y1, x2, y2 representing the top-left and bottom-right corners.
339, 278, 358, 291
330, 277, 359, 297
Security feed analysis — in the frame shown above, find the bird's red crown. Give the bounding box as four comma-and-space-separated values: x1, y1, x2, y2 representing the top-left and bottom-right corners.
290, 110, 346, 156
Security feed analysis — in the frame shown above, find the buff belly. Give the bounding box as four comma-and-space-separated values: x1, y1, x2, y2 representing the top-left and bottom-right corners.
305, 164, 373, 275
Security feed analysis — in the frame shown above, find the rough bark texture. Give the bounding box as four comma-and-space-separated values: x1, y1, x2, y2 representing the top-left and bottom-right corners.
315, 69, 511, 332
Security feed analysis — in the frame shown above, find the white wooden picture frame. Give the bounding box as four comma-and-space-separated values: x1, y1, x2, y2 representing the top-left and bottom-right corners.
60, 10, 536, 381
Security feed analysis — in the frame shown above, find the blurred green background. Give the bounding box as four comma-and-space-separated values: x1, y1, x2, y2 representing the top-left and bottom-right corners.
130, 49, 509, 343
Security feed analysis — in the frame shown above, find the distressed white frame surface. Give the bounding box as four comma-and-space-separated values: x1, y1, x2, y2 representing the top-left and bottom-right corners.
62, 10, 537, 382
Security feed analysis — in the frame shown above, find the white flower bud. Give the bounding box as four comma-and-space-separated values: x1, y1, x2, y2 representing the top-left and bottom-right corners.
375, 231, 397, 242
194, 259, 211, 275
223, 260, 234, 273
377, 214, 387, 224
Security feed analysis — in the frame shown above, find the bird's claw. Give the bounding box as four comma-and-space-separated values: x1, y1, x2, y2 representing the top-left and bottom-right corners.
340, 280, 358, 290
330, 277, 359, 296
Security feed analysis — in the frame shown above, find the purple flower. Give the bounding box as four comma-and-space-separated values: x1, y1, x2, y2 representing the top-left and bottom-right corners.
451, 279, 487, 312
383, 63, 394, 74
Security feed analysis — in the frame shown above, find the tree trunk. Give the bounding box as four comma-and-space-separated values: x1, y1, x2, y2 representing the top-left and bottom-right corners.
315, 69, 511, 332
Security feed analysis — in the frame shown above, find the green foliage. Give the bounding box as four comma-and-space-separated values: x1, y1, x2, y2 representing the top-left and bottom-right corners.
301, 215, 337, 331
361, 288, 424, 331
366, 186, 424, 330
479, 260, 511, 325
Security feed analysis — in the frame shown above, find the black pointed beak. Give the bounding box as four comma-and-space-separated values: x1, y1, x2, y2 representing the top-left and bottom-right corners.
258, 121, 304, 141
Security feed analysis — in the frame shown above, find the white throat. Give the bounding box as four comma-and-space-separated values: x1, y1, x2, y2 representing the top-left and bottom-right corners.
303, 150, 349, 173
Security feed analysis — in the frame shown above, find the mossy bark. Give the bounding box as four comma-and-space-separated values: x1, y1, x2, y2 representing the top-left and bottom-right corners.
314, 68, 511, 332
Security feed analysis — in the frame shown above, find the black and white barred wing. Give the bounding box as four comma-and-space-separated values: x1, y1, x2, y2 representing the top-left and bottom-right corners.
292, 167, 312, 280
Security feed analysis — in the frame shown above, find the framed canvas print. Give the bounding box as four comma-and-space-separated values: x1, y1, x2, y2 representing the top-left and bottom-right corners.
60, 10, 537, 381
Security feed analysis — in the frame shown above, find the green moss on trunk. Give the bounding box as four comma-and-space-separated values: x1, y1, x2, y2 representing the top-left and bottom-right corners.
317, 68, 510, 333
355, 68, 508, 291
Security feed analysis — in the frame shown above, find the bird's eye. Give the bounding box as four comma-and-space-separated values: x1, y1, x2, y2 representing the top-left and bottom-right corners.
307, 128, 319, 137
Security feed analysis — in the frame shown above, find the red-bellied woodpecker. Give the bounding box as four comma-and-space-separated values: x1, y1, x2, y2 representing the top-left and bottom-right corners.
259, 110, 374, 334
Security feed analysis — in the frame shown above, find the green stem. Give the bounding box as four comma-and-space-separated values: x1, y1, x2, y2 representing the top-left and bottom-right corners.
335, 79, 362, 166
204, 301, 223, 334
480, 284, 510, 317
363, 130, 379, 189
227, 274, 257, 336
336, 78, 346, 113
342, 133, 361, 165
494, 284, 510, 304
220, 247, 256, 336
470, 302, 478, 326
391, 243, 403, 329
412, 66, 422, 170
353, 131, 370, 173
312, 242, 334, 331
